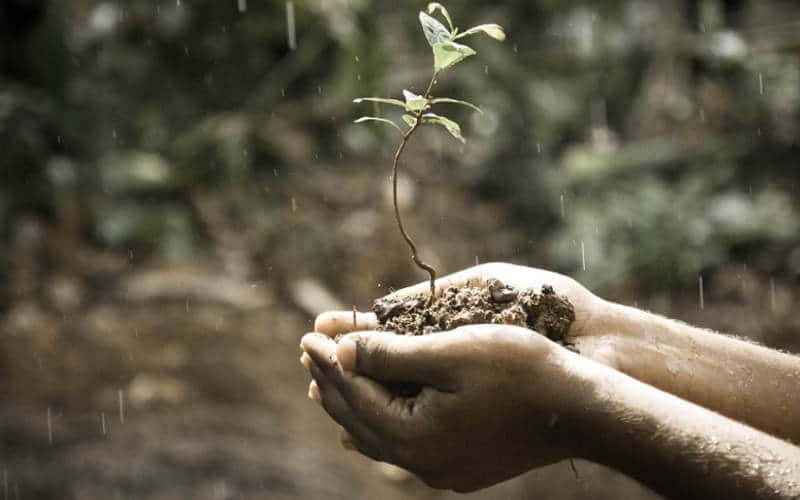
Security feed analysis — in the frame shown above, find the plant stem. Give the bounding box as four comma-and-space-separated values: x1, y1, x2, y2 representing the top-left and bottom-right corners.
391, 71, 439, 304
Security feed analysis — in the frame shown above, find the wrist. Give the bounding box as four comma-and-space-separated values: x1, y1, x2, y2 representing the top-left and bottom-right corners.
538, 346, 613, 461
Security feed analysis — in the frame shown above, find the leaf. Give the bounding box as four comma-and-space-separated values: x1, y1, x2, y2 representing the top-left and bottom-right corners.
455, 23, 506, 42
429, 97, 482, 114
402, 114, 417, 127
353, 116, 403, 133
426, 2, 453, 32
353, 97, 406, 108
432, 41, 476, 71
402, 89, 429, 112
419, 11, 451, 46
422, 113, 465, 143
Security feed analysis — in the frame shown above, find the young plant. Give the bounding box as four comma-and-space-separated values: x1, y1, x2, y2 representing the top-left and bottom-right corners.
354, 2, 505, 304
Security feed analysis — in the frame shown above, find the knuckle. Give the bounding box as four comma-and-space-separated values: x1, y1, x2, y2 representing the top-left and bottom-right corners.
363, 336, 391, 371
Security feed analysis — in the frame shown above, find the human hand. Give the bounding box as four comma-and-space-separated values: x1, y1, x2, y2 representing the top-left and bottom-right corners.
314, 263, 612, 364
300, 324, 590, 492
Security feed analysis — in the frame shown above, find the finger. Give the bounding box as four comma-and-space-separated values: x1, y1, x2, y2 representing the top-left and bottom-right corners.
308, 380, 321, 402
314, 311, 379, 338
309, 347, 410, 438
309, 362, 385, 460
301, 332, 340, 375
339, 331, 458, 389
300, 352, 312, 370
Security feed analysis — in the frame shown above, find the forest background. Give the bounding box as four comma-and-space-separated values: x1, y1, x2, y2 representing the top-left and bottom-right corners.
1, 0, 799, 498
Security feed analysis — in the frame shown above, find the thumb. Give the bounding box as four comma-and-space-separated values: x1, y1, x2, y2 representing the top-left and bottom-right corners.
337, 331, 456, 388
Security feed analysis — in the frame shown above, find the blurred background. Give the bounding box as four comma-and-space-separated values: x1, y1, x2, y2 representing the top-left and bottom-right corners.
1, 0, 799, 498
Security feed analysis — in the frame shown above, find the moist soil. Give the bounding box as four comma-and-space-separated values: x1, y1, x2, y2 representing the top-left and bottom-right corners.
372, 278, 576, 343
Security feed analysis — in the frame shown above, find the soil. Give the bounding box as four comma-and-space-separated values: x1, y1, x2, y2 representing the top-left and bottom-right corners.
372, 279, 576, 343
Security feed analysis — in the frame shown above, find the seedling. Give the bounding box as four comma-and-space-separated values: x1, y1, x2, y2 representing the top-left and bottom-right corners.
354, 2, 505, 304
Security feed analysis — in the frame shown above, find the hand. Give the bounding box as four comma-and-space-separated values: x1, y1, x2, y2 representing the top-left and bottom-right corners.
314, 263, 611, 364
300, 324, 589, 492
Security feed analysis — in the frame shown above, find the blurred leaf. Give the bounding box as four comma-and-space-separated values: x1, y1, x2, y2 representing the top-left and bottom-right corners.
426, 3, 454, 32
353, 116, 403, 133
402, 89, 429, 112
455, 24, 506, 42
430, 97, 482, 113
422, 112, 464, 142
419, 11, 451, 47
101, 152, 178, 193
353, 97, 406, 108
432, 41, 476, 71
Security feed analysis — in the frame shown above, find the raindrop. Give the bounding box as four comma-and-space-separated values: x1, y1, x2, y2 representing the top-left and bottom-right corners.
238, 0, 247, 13
770, 277, 776, 312
101, 412, 107, 436
475, 255, 479, 266
580, 241, 586, 271
698, 275, 704, 310
47, 407, 53, 445
291, 197, 297, 212
536, 143, 542, 153
286, 1, 297, 50
560, 194, 565, 218
758, 73, 764, 95
118, 390, 125, 424
699, 109, 705, 122
484, 65, 488, 75
176, 0, 181, 7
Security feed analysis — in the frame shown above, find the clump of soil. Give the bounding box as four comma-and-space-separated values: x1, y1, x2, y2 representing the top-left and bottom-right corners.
373, 279, 575, 343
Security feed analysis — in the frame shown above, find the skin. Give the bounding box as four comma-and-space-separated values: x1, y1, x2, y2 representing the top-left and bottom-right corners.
300, 263, 800, 497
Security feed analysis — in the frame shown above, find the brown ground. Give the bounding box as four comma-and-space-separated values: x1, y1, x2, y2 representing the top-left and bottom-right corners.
0, 262, 658, 500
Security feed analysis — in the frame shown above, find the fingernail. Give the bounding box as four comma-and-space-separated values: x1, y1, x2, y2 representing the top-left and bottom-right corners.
308, 381, 320, 403
300, 352, 312, 370
337, 337, 357, 372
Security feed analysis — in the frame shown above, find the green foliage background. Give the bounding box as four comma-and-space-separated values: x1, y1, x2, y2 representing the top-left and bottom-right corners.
3, 0, 799, 305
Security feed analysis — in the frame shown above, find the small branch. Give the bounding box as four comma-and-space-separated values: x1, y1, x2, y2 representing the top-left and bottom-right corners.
391, 71, 440, 304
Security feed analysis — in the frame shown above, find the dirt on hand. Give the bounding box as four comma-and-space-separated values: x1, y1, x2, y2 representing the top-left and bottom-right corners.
372, 279, 575, 343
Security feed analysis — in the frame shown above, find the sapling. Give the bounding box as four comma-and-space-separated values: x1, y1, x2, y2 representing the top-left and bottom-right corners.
354, 2, 505, 304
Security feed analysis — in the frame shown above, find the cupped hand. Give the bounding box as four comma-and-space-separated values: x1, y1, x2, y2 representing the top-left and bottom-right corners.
315, 262, 606, 351
300, 324, 590, 492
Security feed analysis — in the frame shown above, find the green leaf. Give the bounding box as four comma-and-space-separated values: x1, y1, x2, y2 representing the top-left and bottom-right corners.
426, 2, 453, 32
422, 112, 465, 143
353, 97, 406, 108
419, 11, 451, 46
432, 41, 476, 71
429, 97, 482, 114
402, 114, 417, 127
455, 23, 506, 41
353, 116, 403, 133
402, 89, 429, 112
